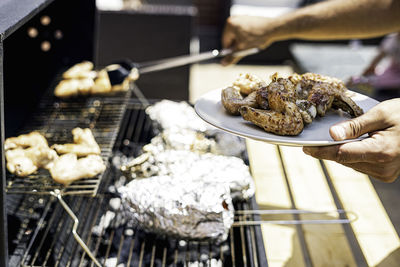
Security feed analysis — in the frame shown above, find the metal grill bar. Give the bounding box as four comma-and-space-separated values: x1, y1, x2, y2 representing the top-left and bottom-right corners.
232, 209, 356, 225
230, 227, 236, 267
66, 197, 95, 267
78, 196, 105, 267
126, 237, 136, 267
25, 198, 60, 265
42, 198, 80, 266
239, 219, 247, 267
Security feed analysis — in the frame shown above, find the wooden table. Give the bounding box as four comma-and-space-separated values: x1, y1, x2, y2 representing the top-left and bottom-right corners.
190, 63, 400, 267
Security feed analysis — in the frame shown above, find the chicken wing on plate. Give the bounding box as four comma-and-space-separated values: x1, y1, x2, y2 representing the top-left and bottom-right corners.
221, 73, 266, 115
222, 72, 364, 136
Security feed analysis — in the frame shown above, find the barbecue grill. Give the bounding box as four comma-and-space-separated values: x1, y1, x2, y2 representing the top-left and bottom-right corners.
0, 1, 269, 266
1, 1, 357, 266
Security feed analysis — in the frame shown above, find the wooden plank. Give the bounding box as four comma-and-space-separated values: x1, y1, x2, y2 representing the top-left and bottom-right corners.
247, 140, 306, 267
279, 146, 358, 266
324, 160, 400, 267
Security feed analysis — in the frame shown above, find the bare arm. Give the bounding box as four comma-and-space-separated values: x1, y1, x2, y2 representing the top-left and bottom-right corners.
222, 0, 400, 64
276, 0, 400, 40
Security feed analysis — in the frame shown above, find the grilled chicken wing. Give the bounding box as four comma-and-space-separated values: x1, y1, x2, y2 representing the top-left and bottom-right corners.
302, 74, 363, 117
307, 82, 336, 117
240, 77, 304, 135
332, 93, 364, 117
62, 61, 97, 80
5, 146, 58, 177
221, 87, 258, 115
55, 61, 134, 98
91, 69, 112, 94
295, 99, 317, 124
255, 87, 269, 110
4, 132, 58, 177
240, 106, 304, 136
54, 78, 95, 98
52, 128, 101, 157
4, 132, 48, 150
50, 153, 106, 185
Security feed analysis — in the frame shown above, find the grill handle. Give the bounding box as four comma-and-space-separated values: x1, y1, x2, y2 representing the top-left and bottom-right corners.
51, 190, 102, 267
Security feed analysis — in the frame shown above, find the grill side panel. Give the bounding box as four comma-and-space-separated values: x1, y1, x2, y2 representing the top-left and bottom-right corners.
0, 37, 9, 267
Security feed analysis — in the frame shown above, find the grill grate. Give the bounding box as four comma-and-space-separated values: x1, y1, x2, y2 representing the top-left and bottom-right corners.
6, 93, 131, 196
19, 196, 266, 267
15, 100, 267, 267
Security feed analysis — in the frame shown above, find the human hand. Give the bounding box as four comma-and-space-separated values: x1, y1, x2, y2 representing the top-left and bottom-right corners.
303, 98, 400, 182
221, 16, 278, 65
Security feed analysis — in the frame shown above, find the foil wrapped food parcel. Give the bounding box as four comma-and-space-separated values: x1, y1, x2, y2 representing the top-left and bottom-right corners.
146, 100, 211, 132
118, 175, 234, 242
122, 148, 255, 200
145, 100, 246, 157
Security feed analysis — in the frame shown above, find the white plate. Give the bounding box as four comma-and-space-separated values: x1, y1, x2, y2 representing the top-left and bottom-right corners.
194, 88, 379, 147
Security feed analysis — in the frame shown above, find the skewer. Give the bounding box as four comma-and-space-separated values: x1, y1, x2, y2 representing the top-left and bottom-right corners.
233, 209, 357, 226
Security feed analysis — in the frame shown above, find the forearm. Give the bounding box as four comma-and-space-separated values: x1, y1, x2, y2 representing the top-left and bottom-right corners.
269, 0, 400, 42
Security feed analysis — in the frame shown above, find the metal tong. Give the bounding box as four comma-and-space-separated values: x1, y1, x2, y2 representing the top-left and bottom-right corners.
106, 48, 260, 85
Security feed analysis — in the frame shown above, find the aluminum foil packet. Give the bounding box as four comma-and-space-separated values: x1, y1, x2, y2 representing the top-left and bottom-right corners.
145, 100, 246, 157
122, 149, 255, 200
118, 175, 234, 242
145, 100, 211, 132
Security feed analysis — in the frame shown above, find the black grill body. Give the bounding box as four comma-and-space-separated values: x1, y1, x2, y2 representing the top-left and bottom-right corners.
0, 0, 96, 265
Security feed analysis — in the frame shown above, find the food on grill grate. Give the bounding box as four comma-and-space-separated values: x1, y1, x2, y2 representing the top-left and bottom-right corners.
62, 61, 97, 79
54, 78, 95, 98
4, 132, 57, 176
5, 146, 57, 177
107, 100, 253, 242
122, 147, 255, 200
51, 127, 101, 156
5, 128, 105, 183
150, 129, 219, 154
221, 72, 364, 136
54, 61, 137, 98
118, 175, 234, 242
49, 153, 106, 185
145, 100, 246, 157
146, 100, 212, 132
116, 100, 254, 199
4, 131, 48, 150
